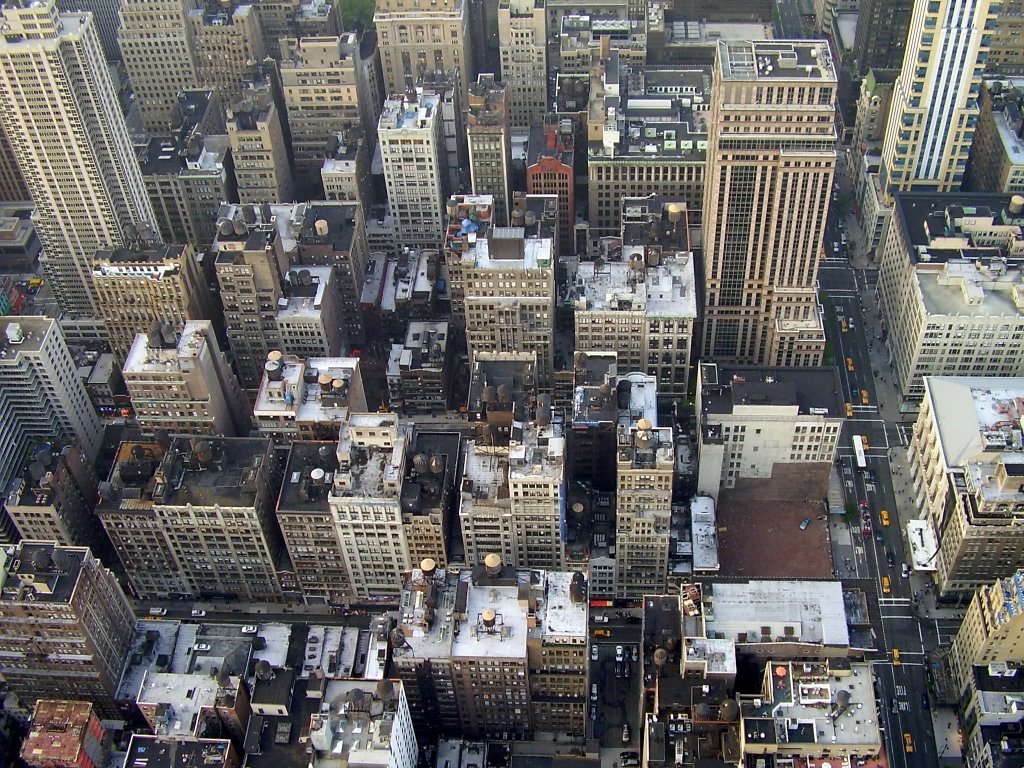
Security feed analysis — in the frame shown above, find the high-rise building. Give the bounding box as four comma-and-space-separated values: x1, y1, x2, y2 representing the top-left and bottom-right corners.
250, 0, 340, 59
908, 377, 1024, 598
880, 0, 999, 197
875, 194, 1024, 409
574, 197, 698, 398
0, 542, 135, 718
526, 119, 574, 255
987, 0, 1024, 76
189, 3, 265, 107
416, 75, 467, 195
950, 570, 1024, 695
695, 364, 844, 498
2, 441, 101, 551
379, 93, 447, 251
320, 135, 372, 203
279, 34, 362, 192
614, 372, 673, 599
466, 75, 512, 227
252, 352, 367, 439
97, 436, 287, 601
21, 699, 110, 768
226, 84, 294, 204
294, 202, 371, 347
140, 90, 235, 251
0, 318, 102, 521
498, 0, 547, 129
0, 124, 28, 203
702, 41, 836, 366
374, 0, 473, 100
387, 320, 454, 415
0, 0, 156, 318
965, 82, 1024, 195
444, 195, 556, 383
123, 321, 251, 436
118, 0, 199, 131
329, 414, 412, 598
392, 559, 588, 742
92, 243, 210, 363
851, 0, 912, 77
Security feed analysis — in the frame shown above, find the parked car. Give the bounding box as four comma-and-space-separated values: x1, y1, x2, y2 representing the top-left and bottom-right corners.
191, 609, 206, 618
631, 645, 639, 662
616, 645, 624, 661
921, 694, 930, 710
800, 517, 811, 530
148, 607, 167, 616
591, 645, 599, 661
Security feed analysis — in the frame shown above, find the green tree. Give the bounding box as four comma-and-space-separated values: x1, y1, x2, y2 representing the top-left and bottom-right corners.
340, 0, 375, 31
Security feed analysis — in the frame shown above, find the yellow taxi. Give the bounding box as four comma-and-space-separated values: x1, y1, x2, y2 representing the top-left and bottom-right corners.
840, 318, 848, 332
881, 576, 891, 595
846, 357, 855, 372
845, 402, 854, 418
880, 509, 890, 527
862, 436, 870, 450
904, 733, 914, 753
892, 647, 902, 666
593, 628, 611, 638
861, 389, 870, 405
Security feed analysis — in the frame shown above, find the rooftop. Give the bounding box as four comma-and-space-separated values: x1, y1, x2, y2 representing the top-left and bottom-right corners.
22, 700, 95, 764
379, 93, 439, 132
0, 315, 53, 356
450, 569, 526, 658
278, 266, 332, 319
299, 203, 358, 253
94, 243, 187, 271
703, 580, 850, 647
572, 371, 659, 430
717, 40, 837, 82
124, 735, 235, 768
308, 679, 406, 763
892, 193, 1024, 263
332, 414, 409, 499
278, 441, 338, 513
387, 321, 449, 376
253, 354, 361, 425
468, 352, 537, 423
690, 496, 720, 572
699, 363, 844, 418
509, 411, 565, 482
123, 321, 212, 375
0, 541, 87, 605
575, 254, 697, 317
401, 430, 462, 519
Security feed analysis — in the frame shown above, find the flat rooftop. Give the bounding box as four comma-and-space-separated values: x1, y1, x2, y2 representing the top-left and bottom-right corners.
300, 203, 357, 253
704, 580, 850, 647
892, 193, 1023, 260
0, 315, 54, 355
124, 735, 235, 768
379, 93, 440, 132
717, 39, 837, 82
451, 570, 528, 658
690, 496, 719, 572
278, 441, 337, 513
575, 255, 697, 317
509, 415, 565, 482
700, 363, 844, 418
309, 679, 405, 762
22, 700, 95, 764
922, 377, 1024, 469
123, 321, 211, 374
154, 436, 272, 509
538, 571, 588, 642
253, 355, 361, 424
333, 415, 408, 499
1, 541, 86, 605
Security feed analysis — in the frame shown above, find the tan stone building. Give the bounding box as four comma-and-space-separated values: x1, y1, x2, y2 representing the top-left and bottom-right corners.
188, 3, 265, 108
702, 41, 836, 366
908, 377, 1024, 598
965, 82, 1024, 195
122, 321, 250, 437
374, 0, 473, 100
227, 83, 293, 205
279, 34, 362, 189
498, 0, 547, 129
0, 124, 28, 202
950, 570, 1024, 695
92, 243, 209, 363
466, 75, 512, 226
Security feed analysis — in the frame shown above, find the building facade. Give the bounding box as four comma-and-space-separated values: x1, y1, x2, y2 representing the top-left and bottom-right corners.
227, 86, 294, 205
702, 41, 836, 366
498, 0, 547, 129
466, 75, 512, 227
0, 0, 156, 317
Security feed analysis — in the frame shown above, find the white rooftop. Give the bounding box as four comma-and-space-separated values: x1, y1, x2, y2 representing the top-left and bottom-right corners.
509, 418, 565, 482
538, 571, 588, 643
451, 570, 528, 659
137, 671, 228, 736
123, 321, 211, 375
278, 266, 332, 319
705, 580, 850, 647
462, 441, 510, 505
690, 496, 720, 572
457, 231, 555, 272
333, 415, 409, 498
253, 355, 361, 425
922, 377, 1024, 470
917, 260, 1024, 319
576, 255, 697, 318
907, 519, 939, 572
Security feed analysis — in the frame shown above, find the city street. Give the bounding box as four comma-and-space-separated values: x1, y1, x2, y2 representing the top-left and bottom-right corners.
818, 205, 957, 767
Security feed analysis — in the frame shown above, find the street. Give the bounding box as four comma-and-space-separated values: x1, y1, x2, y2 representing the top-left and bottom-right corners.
818, 198, 961, 767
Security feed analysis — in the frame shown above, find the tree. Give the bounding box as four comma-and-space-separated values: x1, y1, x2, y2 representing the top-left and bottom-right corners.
340, 0, 375, 31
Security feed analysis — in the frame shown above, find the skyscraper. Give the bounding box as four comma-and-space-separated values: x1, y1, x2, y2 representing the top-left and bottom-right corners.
466, 75, 512, 227
702, 41, 836, 366
498, 0, 547, 129
880, 0, 999, 196
0, 0, 156, 317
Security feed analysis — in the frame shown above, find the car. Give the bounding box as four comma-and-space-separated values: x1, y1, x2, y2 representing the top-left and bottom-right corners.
845, 402, 854, 417
849, 319, 856, 330
621, 758, 639, 768
880, 509, 890, 526
594, 614, 610, 623
861, 388, 870, 405
859, 499, 870, 514
841, 232, 849, 244
591, 684, 598, 702
881, 575, 891, 594
623, 660, 631, 678
592, 645, 599, 661
621, 753, 640, 761
902, 563, 911, 578
616, 645, 624, 661
892, 647, 901, 666
591, 706, 598, 721
622, 723, 631, 744
890, 698, 899, 714
800, 517, 811, 530
615, 661, 623, 678
191, 609, 206, 618
875, 530, 884, 544
833, 242, 840, 253
148, 607, 167, 616
903, 733, 914, 753
241, 625, 258, 634
593, 629, 611, 638
840, 318, 848, 332
631, 645, 639, 662
194, 643, 211, 652
862, 436, 870, 450
921, 693, 930, 710
886, 551, 896, 568
846, 357, 855, 372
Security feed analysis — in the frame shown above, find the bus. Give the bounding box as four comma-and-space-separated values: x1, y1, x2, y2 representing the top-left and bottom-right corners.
852, 435, 867, 471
